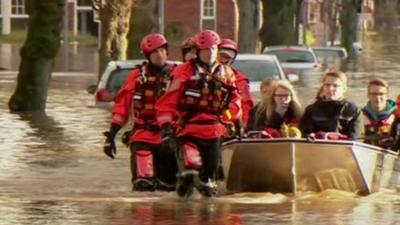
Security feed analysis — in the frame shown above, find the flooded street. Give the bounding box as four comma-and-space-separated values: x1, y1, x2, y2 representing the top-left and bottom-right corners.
2, 31, 400, 224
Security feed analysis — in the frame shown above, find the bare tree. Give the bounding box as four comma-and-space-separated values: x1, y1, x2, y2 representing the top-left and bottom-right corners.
92, 0, 136, 80
127, 0, 159, 58
259, 0, 297, 48
339, 0, 357, 56
237, 0, 262, 53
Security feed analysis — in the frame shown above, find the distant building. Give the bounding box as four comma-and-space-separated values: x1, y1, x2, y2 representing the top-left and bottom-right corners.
164, 0, 238, 41
0, 0, 98, 36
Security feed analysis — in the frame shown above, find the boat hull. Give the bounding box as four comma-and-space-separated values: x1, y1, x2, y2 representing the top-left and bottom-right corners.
221, 138, 400, 195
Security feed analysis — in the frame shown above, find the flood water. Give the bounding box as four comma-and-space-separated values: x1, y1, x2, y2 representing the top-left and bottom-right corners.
2, 28, 400, 225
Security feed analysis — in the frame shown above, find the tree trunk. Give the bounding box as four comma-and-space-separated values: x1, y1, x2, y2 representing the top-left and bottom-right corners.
8, 0, 64, 112
339, 0, 358, 57
295, 0, 303, 45
127, 0, 158, 59
237, 0, 262, 53
97, 0, 135, 81
259, 0, 297, 48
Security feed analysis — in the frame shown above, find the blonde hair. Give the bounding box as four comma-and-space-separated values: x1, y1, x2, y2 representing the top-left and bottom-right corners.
266, 80, 302, 119
255, 78, 278, 124
259, 78, 277, 93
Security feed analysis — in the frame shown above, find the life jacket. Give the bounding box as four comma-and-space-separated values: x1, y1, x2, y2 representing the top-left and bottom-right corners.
178, 62, 234, 114
363, 110, 396, 148
133, 63, 174, 121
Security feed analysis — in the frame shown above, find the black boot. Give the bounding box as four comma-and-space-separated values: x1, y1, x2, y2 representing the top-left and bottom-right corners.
176, 170, 198, 198
133, 178, 156, 192
196, 178, 217, 197
156, 179, 176, 192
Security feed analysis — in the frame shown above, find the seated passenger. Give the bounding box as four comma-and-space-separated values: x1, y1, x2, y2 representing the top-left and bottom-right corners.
362, 78, 397, 149
248, 78, 277, 131
299, 71, 363, 140
257, 80, 302, 138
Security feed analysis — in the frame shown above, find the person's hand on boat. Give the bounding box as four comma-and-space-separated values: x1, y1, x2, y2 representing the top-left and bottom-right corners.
308, 131, 348, 140
260, 128, 281, 138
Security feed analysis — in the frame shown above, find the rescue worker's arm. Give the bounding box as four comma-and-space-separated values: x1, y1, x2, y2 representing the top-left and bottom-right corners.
111, 70, 139, 126
103, 70, 139, 159
235, 73, 254, 128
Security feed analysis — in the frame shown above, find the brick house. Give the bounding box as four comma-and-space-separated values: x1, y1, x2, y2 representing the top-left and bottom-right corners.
161, 0, 238, 59
164, 0, 238, 41
0, 0, 98, 36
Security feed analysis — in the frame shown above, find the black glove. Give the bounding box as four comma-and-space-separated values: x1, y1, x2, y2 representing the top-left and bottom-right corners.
161, 123, 173, 139
103, 132, 117, 159
121, 130, 132, 147
103, 123, 121, 159
160, 124, 176, 153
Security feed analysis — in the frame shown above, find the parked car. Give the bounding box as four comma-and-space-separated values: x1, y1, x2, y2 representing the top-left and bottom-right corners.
262, 46, 320, 76
312, 46, 348, 70
92, 59, 180, 107
232, 54, 298, 99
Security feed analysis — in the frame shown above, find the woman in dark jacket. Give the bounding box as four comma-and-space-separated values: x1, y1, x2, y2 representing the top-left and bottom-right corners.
299, 71, 363, 140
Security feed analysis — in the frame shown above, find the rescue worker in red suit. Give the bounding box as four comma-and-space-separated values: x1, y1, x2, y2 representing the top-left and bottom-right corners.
155, 30, 242, 197
217, 38, 254, 132
103, 33, 177, 192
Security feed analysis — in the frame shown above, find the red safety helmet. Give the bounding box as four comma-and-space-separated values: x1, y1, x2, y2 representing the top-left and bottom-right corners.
194, 30, 221, 50
140, 33, 168, 55
219, 38, 239, 53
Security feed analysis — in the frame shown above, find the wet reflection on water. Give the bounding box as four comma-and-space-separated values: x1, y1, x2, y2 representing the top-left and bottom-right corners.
1, 190, 400, 225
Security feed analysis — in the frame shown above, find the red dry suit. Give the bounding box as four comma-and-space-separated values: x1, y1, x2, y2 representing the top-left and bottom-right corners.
232, 67, 254, 129
155, 60, 242, 139
111, 63, 175, 144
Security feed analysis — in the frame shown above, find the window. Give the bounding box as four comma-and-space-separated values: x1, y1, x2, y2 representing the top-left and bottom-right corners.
12, 0, 26, 15
308, 2, 318, 24
201, 0, 216, 30
78, 0, 92, 6
202, 0, 215, 18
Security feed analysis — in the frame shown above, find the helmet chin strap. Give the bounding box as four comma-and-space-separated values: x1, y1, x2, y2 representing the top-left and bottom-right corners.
148, 62, 168, 76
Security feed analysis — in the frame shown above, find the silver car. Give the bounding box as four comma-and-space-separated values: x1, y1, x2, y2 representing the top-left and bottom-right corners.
232, 54, 298, 99
262, 46, 320, 75
311, 46, 348, 70
93, 59, 180, 107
